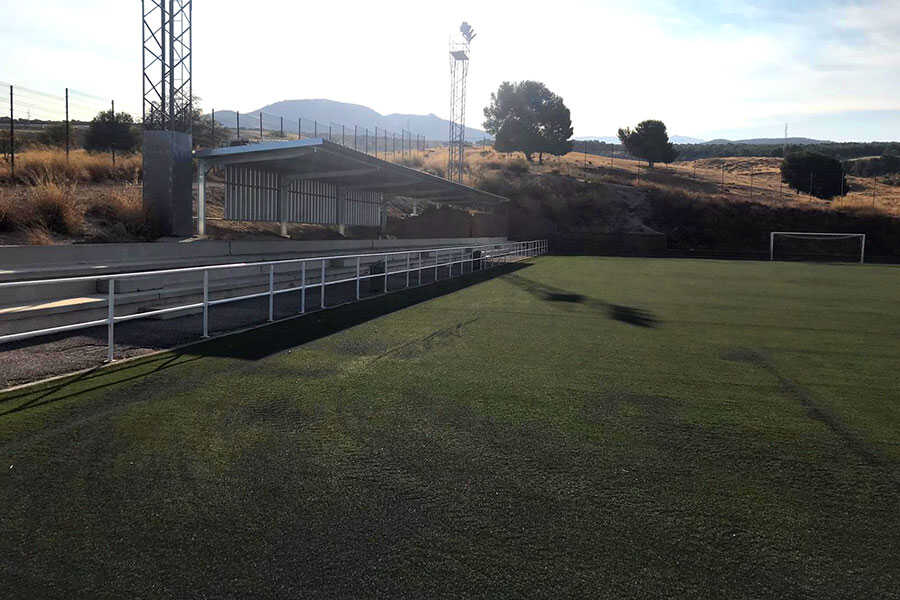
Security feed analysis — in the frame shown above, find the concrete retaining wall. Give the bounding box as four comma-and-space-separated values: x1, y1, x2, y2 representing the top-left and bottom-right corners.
0, 237, 508, 281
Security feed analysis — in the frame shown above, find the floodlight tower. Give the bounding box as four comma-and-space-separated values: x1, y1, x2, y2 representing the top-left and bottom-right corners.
448, 22, 476, 184
142, 0, 193, 132
142, 0, 194, 237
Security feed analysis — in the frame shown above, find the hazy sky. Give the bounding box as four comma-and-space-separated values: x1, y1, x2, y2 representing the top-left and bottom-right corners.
1, 0, 898, 141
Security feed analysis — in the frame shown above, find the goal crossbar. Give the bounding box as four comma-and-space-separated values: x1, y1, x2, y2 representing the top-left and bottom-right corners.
770, 232, 866, 263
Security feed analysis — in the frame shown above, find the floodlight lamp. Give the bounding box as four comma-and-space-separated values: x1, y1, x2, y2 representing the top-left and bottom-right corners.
460, 22, 476, 43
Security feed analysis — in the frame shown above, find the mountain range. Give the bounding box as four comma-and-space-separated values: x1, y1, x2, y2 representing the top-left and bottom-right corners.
574, 135, 706, 144
575, 135, 829, 145
210, 99, 489, 142
702, 137, 828, 145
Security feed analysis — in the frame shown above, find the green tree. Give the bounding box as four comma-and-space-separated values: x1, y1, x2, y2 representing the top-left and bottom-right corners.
617, 120, 678, 167
483, 81, 573, 164
191, 97, 232, 149
85, 110, 139, 153
37, 123, 75, 148
781, 151, 846, 199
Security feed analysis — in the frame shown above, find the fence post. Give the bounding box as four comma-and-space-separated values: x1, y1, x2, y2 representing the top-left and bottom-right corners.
435, 250, 439, 281
237, 111, 241, 140
314, 121, 317, 137
356, 256, 361, 300
406, 253, 410, 288
268, 264, 275, 322
300, 261, 306, 313
320, 260, 326, 309
65, 88, 70, 162
419, 252, 423, 285
202, 270, 209, 337
259, 112, 263, 141
298, 118, 302, 140
107, 281, 115, 362
8, 85, 13, 181
280, 116, 284, 138
384, 253, 389, 293
111, 100, 116, 166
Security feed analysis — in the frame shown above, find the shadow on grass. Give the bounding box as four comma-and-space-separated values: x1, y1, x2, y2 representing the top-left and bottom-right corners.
0, 262, 532, 417
502, 273, 659, 328
193, 262, 531, 361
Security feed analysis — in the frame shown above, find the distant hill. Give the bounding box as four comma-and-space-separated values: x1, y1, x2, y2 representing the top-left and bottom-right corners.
575, 135, 705, 144
210, 99, 489, 142
702, 137, 829, 146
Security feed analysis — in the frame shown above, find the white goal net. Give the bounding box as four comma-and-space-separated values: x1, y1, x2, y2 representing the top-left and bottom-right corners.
770, 232, 866, 263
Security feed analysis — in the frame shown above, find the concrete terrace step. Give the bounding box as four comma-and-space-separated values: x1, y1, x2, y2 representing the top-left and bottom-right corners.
0, 248, 484, 336
0, 238, 504, 283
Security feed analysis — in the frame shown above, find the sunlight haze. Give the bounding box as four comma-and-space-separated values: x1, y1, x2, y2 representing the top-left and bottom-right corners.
0, 0, 898, 141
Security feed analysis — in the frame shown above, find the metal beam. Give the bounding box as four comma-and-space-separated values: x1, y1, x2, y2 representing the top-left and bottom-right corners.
280, 167, 379, 180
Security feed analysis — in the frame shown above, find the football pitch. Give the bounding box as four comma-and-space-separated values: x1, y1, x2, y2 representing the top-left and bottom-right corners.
2, 256, 898, 598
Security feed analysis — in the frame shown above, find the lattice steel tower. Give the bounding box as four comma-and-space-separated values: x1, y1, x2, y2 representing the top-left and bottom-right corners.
142, 0, 192, 132
448, 22, 476, 183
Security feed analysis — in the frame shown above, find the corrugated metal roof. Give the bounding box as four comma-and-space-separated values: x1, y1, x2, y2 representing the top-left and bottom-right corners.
195, 139, 507, 207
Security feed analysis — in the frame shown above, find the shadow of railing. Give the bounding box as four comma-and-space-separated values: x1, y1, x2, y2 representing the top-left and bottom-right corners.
502, 273, 659, 328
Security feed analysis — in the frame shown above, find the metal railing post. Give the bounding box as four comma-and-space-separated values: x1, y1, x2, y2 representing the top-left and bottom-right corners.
406, 253, 410, 288
383, 254, 389, 293
107, 281, 115, 362
356, 256, 361, 300
419, 252, 423, 286
268, 264, 275, 322
435, 250, 439, 282
300, 261, 306, 313
320, 260, 326, 309
202, 270, 209, 337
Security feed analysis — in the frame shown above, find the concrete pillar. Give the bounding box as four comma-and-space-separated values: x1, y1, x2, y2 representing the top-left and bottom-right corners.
143, 130, 193, 238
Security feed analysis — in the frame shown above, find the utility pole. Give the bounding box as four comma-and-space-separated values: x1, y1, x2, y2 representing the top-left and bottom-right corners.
65, 88, 70, 162
111, 100, 116, 166
9, 85, 13, 181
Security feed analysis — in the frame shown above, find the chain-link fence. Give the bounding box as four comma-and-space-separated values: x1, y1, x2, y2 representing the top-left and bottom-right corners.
200, 107, 442, 163
1, 81, 139, 178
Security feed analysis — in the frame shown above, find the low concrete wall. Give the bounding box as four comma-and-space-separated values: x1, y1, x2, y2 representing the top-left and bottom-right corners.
0, 237, 507, 273
550, 232, 667, 256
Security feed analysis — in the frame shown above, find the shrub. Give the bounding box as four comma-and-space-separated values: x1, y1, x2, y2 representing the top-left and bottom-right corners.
505, 158, 530, 174
84, 110, 140, 154
781, 151, 846, 199
0, 183, 83, 235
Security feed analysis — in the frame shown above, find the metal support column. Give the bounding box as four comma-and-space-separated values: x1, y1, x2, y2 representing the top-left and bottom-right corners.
107, 282, 115, 362
197, 160, 207, 236
202, 270, 209, 337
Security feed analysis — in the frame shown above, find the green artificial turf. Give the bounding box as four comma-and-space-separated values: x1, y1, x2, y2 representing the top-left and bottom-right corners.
2, 257, 899, 598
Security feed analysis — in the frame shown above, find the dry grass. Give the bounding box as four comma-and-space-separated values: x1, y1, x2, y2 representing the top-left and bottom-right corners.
546, 151, 900, 217
0, 183, 82, 239
0, 148, 142, 185
0, 182, 148, 244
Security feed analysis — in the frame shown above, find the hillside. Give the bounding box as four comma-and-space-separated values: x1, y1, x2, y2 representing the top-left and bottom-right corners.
210, 99, 489, 141
704, 137, 827, 145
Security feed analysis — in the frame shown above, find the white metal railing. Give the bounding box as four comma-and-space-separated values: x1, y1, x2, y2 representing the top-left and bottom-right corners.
0, 240, 549, 361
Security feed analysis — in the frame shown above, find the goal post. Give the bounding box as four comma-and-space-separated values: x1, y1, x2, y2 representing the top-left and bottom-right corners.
770, 232, 866, 264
